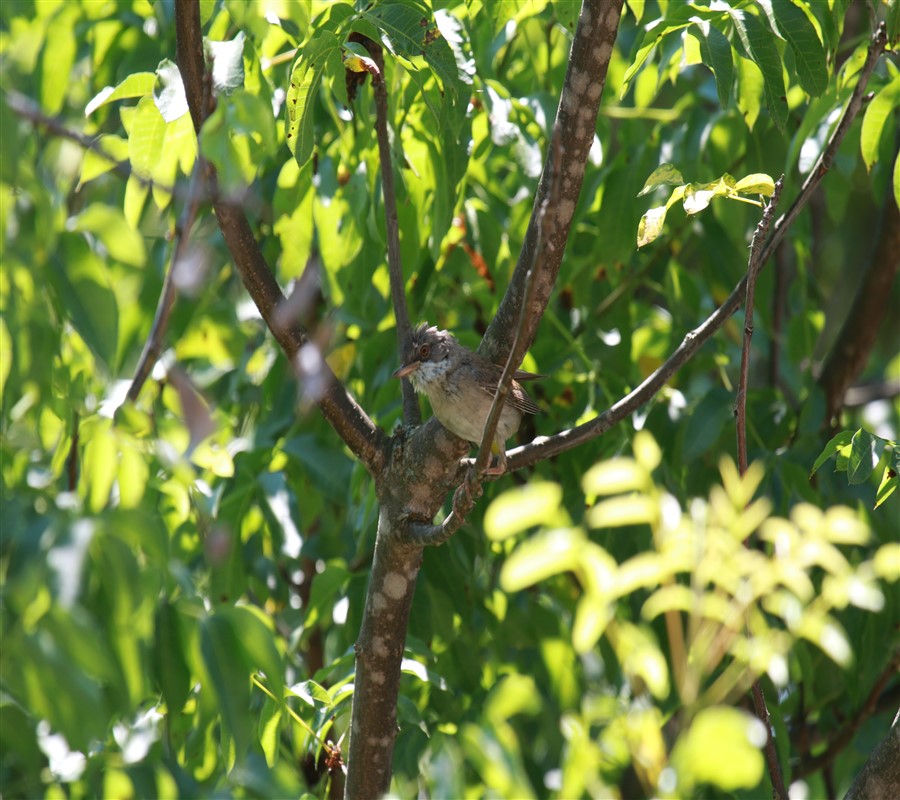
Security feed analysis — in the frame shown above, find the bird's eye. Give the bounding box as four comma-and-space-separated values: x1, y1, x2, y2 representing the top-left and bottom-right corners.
418, 343, 430, 359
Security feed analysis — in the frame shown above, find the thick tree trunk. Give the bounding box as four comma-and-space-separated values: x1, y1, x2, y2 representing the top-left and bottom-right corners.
843, 715, 900, 800
344, 423, 468, 799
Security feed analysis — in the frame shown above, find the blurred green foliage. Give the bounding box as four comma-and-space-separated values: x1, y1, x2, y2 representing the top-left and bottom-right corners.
1, 0, 898, 798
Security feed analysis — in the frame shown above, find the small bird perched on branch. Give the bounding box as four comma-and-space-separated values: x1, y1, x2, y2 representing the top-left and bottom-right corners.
392, 323, 540, 474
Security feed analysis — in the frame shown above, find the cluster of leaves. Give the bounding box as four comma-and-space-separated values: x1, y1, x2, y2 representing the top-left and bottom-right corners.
1, 0, 898, 798
483, 431, 897, 795
637, 162, 776, 246
813, 428, 899, 508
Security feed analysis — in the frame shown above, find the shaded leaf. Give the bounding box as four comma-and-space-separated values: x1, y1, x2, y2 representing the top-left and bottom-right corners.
689, 18, 734, 109
728, 9, 788, 131
861, 76, 900, 172
285, 31, 341, 166
848, 429, 883, 485
767, 0, 827, 96
810, 432, 854, 476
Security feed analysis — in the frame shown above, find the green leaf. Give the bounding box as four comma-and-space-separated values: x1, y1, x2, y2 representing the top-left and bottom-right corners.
223, 605, 285, 706
736, 51, 764, 129
874, 462, 898, 509
0, 317, 10, 403
259, 697, 282, 767
285, 31, 341, 166
40, 5, 78, 114
894, 147, 900, 213
873, 543, 900, 580
767, 0, 827, 96
484, 482, 564, 540
729, 9, 788, 131
637, 163, 684, 197
77, 135, 129, 188
117, 438, 149, 509
361, 1, 461, 99
637, 205, 667, 247
810, 430, 854, 476
304, 561, 350, 630
671, 707, 766, 791
682, 176, 735, 215
68, 204, 147, 267
586, 495, 658, 528
86, 72, 156, 116
82, 420, 118, 514
861, 78, 900, 173
610, 622, 670, 699
848, 429, 884, 485
582, 458, 649, 497
689, 18, 734, 109
889, 0, 900, 45
734, 172, 775, 195
288, 679, 334, 708
201, 613, 253, 761
621, 14, 694, 97
153, 600, 191, 714
573, 593, 614, 653
127, 96, 167, 179
500, 528, 585, 591
49, 236, 119, 369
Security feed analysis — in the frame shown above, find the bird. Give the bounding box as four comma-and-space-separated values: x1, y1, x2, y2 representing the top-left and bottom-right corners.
392, 323, 540, 474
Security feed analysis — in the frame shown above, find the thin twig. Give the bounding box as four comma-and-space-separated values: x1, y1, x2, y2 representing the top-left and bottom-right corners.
365, 45, 419, 425
126, 154, 208, 402
733, 175, 786, 800
3, 88, 187, 199
505, 22, 888, 473
735, 176, 783, 475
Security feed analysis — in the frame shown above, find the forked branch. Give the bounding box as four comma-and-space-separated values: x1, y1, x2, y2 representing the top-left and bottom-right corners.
173, 0, 387, 477
506, 22, 888, 473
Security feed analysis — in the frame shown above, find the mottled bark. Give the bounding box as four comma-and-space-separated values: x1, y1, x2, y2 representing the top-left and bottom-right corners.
344, 424, 468, 799
482, 0, 625, 362
343, 3, 626, 795
843, 717, 900, 800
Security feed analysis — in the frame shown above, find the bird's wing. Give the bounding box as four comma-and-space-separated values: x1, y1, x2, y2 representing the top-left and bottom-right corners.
513, 369, 543, 382
476, 371, 540, 414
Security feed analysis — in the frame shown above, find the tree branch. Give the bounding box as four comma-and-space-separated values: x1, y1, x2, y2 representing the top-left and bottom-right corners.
818, 171, 900, 424
506, 22, 888, 473
481, 0, 625, 363
736, 177, 784, 475
4, 89, 171, 196
843, 719, 900, 800
126, 149, 208, 403
173, 0, 387, 477
732, 178, 787, 800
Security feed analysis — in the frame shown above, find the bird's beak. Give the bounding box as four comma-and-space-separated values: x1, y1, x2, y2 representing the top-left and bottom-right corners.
392, 362, 418, 379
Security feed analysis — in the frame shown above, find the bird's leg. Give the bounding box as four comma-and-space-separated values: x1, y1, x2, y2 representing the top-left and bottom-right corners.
452, 467, 483, 518
483, 442, 507, 476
